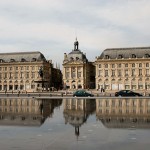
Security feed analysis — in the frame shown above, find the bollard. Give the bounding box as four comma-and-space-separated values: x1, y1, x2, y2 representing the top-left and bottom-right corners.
39, 94, 41, 97
28, 94, 30, 97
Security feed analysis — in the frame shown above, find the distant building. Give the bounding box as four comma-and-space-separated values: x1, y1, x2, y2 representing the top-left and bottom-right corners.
95, 47, 150, 92
0, 51, 61, 92
62, 39, 95, 89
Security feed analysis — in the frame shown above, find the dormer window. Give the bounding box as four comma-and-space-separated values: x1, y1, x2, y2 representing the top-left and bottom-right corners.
70, 57, 74, 61
105, 55, 109, 59
132, 54, 136, 58
0, 59, 4, 63
32, 58, 37, 62
76, 57, 79, 60
21, 58, 26, 62
145, 54, 149, 58
10, 59, 15, 62
118, 54, 123, 59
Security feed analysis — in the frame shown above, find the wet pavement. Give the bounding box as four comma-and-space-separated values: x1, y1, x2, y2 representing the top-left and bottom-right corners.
0, 98, 150, 150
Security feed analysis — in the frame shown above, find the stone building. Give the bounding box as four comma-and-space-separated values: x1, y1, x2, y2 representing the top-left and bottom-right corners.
95, 47, 150, 93
63, 39, 95, 89
0, 51, 61, 92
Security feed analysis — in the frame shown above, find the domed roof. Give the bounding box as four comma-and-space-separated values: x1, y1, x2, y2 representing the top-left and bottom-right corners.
64, 39, 88, 62
68, 49, 87, 62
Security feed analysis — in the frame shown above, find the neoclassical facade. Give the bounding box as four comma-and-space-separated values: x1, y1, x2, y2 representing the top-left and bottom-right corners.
95, 47, 150, 92
63, 39, 95, 89
0, 51, 60, 92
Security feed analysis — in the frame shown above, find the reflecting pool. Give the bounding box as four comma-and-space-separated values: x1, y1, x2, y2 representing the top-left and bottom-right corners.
0, 98, 150, 150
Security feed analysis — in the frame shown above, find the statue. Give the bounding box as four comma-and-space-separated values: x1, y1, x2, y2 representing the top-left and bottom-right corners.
74, 38, 79, 50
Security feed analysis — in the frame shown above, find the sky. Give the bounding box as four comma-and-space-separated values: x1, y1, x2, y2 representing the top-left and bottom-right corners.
0, 0, 150, 69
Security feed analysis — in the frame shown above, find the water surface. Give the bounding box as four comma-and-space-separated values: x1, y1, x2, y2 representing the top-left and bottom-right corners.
0, 98, 150, 150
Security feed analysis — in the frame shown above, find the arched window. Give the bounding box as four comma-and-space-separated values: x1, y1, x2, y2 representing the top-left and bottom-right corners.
0, 59, 4, 63
21, 58, 26, 62
145, 54, 150, 58
118, 54, 123, 59
32, 58, 37, 61
76, 57, 79, 60
132, 63, 135, 67
70, 57, 74, 61
132, 54, 136, 58
10, 59, 15, 62
105, 55, 109, 59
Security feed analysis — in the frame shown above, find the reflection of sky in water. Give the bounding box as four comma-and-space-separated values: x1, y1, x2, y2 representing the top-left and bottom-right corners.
0, 98, 150, 150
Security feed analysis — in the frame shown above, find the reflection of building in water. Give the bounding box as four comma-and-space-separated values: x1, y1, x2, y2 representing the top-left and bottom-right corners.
0, 98, 62, 126
63, 99, 95, 137
96, 99, 150, 128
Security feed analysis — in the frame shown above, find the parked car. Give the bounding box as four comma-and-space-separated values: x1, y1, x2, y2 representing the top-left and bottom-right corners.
115, 90, 142, 97
73, 90, 94, 97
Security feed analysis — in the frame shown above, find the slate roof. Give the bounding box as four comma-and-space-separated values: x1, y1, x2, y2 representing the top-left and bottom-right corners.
99, 47, 150, 59
68, 49, 88, 62
0, 51, 46, 62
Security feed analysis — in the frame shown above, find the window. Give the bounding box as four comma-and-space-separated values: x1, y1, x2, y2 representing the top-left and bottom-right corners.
146, 63, 149, 67
139, 63, 142, 67
26, 72, 29, 78
98, 70, 102, 76
132, 63, 135, 67
118, 54, 123, 59
66, 72, 69, 79
10, 59, 15, 62
118, 70, 121, 77
15, 73, 18, 79
125, 70, 128, 76
26, 66, 29, 70
132, 69, 135, 76
99, 64, 101, 68
118, 64, 121, 68
146, 69, 149, 76
105, 70, 108, 77
105, 55, 109, 59
21, 58, 26, 62
145, 54, 149, 58
139, 69, 142, 76
77, 72, 81, 78
31, 72, 35, 78
20, 72, 23, 78
112, 70, 115, 77
125, 64, 128, 67
32, 58, 36, 61
132, 54, 136, 58
105, 64, 108, 68
112, 64, 115, 68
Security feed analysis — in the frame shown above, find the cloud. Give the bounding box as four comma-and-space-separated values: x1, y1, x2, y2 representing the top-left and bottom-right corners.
0, 0, 150, 68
